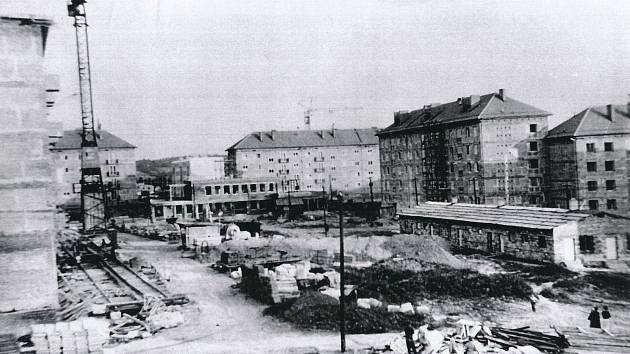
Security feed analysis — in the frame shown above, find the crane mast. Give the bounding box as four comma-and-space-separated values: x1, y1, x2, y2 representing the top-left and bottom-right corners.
68, 0, 107, 232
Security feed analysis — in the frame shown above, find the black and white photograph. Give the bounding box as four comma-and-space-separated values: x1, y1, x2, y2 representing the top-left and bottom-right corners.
0, 0, 629, 353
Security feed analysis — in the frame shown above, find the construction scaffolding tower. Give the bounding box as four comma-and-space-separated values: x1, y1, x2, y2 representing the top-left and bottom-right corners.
421, 124, 449, 202
68, 0, 108, 232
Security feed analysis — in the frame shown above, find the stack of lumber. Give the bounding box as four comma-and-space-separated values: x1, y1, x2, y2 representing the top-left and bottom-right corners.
486, 326, 569, 353
555, 326, 630, 353
0, 334, 19, 354
30, 318, 109, 354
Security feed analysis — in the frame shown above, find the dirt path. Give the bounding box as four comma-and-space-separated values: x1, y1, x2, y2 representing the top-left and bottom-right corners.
114, 233, 395, 353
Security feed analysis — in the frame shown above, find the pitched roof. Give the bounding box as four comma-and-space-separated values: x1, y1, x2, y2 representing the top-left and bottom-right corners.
227, 128, 379, 150
399, 202, 587, 230
377, 92, 550, 136
52, 129, 136, 150
546, 105, 630, 139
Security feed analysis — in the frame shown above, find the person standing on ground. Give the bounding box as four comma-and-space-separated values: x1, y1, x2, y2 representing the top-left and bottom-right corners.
529, 293, 539, 312
404, 325, 418, 354
601, 306, 611, 331
588, 306, 601, 329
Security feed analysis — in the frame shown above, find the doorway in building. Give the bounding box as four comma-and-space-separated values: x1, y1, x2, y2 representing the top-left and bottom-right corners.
605, 238, 618, 260
487, 232, 494, 253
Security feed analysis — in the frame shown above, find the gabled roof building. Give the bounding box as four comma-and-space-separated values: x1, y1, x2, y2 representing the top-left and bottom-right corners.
544, 103, 630, 216
226, 128, 380, 193
377, 89, 551, 210
50, 129, 138, 203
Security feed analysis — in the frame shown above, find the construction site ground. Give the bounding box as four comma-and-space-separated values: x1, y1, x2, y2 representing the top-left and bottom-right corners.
113, 218, 630, 353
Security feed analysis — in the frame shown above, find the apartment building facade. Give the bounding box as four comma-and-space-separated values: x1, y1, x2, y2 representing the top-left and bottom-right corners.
377, 90, 551, 210
226, 128, 380, 193
545, 103, 630, 215
171, 155, 226, 183
50, 129, 137, 204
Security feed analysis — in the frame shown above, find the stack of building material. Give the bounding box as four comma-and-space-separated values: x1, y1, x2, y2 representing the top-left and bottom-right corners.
30, 318, 109, 354
311, 249, 333, 265
334, 252, 356, 264
269, 277, 300, 304
0, 334, 19, 354
555, 326, 630, 353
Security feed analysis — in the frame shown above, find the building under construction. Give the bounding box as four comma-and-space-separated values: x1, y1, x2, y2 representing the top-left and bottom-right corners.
377, 89, 551, 211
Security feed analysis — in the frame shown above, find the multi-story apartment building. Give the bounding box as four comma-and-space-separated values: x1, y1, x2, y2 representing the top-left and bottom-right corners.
171, 155, 226, 183
226, 128, 380, 193
545, 103, 629, 215
377, 90, 551, 210
50, 129, 137, 204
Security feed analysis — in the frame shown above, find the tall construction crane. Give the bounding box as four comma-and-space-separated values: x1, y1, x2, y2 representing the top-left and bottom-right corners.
299, 98, 363, 130
68, 0, 108, 233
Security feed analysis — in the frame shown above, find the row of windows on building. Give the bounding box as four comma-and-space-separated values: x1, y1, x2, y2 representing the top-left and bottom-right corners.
587, 180, 618, 191
243, 149, 374, 160
586, 161, 616, 172
588, 199, 619, 211
586, 142, 615, 153
204, 182, 275, 196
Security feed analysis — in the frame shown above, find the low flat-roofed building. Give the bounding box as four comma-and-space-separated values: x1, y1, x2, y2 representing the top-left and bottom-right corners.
150, 177, 279, 221
398, 202, 588, 267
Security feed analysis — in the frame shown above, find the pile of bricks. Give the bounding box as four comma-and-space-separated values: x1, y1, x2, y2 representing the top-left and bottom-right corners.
30, 318, 109, 354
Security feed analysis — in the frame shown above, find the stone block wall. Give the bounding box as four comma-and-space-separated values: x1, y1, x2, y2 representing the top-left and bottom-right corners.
577, 214, 630, 262
400, 216, 556, 263
0, 18, 57, 312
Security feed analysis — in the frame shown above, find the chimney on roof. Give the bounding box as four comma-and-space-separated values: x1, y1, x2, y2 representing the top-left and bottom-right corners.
498, 88, 505, 101
606, 104, 615, 121
457, 97, 462, 105
320, 130, 325, 139
270, 130, 276, 140
331, 124, 336, 138
258, 132, 263, 141
462, 95, 479, 111
394, 110, 410, 125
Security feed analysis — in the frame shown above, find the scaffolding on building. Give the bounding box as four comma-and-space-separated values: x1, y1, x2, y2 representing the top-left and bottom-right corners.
421, 122, 449, 202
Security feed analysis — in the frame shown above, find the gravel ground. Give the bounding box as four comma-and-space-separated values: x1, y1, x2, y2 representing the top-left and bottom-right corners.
113, 233, 397, 354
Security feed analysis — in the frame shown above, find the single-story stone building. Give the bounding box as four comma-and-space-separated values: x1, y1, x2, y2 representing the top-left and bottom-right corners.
398, 202, 630, 269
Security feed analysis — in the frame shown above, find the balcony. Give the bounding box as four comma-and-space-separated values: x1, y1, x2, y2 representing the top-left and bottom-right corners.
314, 168, 325, 173
313, 157, 325, 162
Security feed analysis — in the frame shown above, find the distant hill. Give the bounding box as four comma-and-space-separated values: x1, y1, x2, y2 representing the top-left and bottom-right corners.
136, 157, 180, 177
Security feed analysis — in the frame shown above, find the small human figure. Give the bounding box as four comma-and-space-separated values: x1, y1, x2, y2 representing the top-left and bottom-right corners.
601, 306, 611, 331
588, 306, 601, 329
529, 293, 539, 312
404, 325, 418, 354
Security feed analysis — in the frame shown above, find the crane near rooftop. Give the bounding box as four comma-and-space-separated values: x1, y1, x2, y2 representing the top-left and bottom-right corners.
298, 97, 363, 130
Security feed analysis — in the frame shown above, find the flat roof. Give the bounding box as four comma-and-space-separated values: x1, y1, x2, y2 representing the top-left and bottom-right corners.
399, 202, 587, 230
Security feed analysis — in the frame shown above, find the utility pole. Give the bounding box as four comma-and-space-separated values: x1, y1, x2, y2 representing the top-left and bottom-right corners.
472, 177, 478, 204
413, 177, 419, 206
337, 192, 346, 352
369, 177, 374, 203
323, 185, 328, 237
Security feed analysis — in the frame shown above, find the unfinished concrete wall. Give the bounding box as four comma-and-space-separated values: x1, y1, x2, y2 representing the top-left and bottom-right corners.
0, 17, 57, 312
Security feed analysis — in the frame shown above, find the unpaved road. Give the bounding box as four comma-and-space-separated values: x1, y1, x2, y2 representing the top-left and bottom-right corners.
114, 233, 395, 354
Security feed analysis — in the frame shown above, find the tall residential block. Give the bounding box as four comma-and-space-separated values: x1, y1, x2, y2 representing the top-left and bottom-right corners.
545, 103, 630, 215
377, 90, 551, 210
0, 15, 58, 311
50, 129, 137, 204
226, 128, 380, 193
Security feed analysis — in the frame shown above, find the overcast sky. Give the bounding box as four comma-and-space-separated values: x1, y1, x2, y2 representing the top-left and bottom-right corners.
8, 0, 630, 158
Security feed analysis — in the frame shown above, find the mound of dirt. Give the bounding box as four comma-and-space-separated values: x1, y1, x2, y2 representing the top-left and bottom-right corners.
383, 234, 463, 268
266, 291, 428, 334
